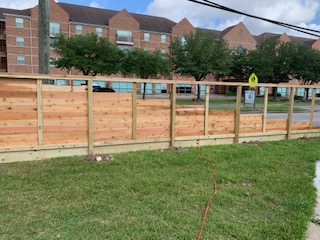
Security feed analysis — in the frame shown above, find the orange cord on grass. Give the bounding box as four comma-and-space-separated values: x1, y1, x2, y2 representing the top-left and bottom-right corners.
191, 83, 218, 240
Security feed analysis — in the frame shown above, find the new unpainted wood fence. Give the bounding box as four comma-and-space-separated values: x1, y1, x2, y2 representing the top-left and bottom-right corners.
1, 73, 320, 162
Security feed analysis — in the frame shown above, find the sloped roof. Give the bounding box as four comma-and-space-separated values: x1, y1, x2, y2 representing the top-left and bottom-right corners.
131, 13, 176, 33
57, 3, 116, 26
0, 7, 30, 20
289, 35, 317, 46
221, 25, 236, 36
197, 27, 222, 37
57, 2, 176, 33
254, 32, 281, 43
254, 32, 318, 46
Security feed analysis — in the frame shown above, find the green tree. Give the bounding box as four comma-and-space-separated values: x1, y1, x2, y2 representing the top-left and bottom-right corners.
229, 47, 251, 81
292, 45, 320, 100
51, 33, 123, 76
170, 31, 231, 101
248, 39, 295, 99
122, 48, 169, 99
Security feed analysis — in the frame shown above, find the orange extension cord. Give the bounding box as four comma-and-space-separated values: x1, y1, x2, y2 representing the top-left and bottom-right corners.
191, 83, 218, 240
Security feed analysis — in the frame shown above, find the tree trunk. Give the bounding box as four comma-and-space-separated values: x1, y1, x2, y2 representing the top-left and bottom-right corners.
143, 82, 146, 100
196, 84, 201, 101
305, 88, 309, 100
272, 87, 277, 100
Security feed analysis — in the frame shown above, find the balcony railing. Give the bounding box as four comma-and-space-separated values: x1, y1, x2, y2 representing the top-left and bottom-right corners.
116, 35, 133, 45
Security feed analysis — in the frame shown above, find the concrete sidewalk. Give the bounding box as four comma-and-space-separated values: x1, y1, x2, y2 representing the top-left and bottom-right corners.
307, 161, 320, 240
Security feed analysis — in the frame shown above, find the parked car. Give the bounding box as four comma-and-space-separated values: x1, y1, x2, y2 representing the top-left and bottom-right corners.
92, 85, 115, 92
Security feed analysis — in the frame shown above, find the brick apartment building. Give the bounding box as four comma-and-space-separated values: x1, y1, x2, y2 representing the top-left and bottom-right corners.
0, 0, 320, 95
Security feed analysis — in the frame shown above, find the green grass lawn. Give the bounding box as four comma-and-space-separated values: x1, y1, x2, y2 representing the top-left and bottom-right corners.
1, 139, 319, 239
177, 99, 309, 112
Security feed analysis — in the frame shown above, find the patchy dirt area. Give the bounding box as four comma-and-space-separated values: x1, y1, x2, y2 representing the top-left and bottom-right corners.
82, 154, 114, 163
159, 146, 188, 152
242, 140, 263, 145
298, 136, 313, 142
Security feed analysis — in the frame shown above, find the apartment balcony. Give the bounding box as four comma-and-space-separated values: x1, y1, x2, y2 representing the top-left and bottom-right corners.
116, 35, 133, 45
0, 21, 5, 40
0, 57, 7, 72
0, 40, 6, 53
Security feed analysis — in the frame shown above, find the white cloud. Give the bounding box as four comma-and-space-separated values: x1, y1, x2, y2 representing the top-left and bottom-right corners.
89, 1, 102, 9
0, 0, 37, 9
0, 0, 61, 10
146, 0, 320, 38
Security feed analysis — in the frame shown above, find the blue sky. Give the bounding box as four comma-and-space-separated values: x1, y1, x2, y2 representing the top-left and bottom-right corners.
1, 0, 320, 38
60, 0, 152, 13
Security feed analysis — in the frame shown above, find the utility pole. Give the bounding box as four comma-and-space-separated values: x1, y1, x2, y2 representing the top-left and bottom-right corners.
38, 0, 50, 75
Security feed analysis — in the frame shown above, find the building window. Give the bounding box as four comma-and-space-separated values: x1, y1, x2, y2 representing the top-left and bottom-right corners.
144, 32, 150, 42
96, 27, 102, 37
50, 22, 60, 36
16, 18, 23, 28
112, 82, 133, 93
16, 37, 24, 47
76, 25, 82, 35
50, 57, 58, 67
0, 21, 5, 34
233, 45, 244, 54
50, 38, 56, 49
0, 39, 5, 52
17, 55, 25, 65
116, 30, 133, 43
161, 34, 166, 43
180, 36, 187, 45
0, 57, 7, 70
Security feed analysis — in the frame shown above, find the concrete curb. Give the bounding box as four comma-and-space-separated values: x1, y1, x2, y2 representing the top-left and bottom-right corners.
307, 161, 320, 240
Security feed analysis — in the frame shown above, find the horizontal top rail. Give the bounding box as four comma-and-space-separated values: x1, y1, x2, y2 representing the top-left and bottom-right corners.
0, 73, 319, 89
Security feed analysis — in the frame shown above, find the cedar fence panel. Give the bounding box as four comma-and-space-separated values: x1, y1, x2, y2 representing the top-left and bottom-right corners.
0, 74, 320, 162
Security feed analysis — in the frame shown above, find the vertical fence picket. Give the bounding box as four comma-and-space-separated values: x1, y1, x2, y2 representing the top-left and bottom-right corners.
310, 88, 316, 130
204, 85, 210, 136
132, 82, 137, 140
263, 88, 269, 133
234, 85, 242, 143
171, 83, 176, 147
286, 87, 295, 140
88, 79, 94, 154
37, 79, 43, 145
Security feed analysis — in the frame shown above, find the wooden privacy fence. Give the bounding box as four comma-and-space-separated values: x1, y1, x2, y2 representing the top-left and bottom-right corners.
0, 73, 320, 162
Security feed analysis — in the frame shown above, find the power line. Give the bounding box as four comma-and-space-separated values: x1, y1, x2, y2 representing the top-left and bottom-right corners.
187, 0, 320, 38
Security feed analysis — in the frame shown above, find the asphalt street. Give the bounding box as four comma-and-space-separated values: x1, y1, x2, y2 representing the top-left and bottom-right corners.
267, 112, 320, 127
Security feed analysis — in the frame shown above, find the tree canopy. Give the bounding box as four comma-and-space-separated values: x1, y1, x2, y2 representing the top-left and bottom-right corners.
51, 31, 320, 99
51, 33, 123, 76
122, 48, 170, 99
122, 49, 169, 79
170, 30, 232, 100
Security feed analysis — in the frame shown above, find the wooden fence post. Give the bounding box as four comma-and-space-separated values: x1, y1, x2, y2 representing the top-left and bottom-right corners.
262, 88, 269, 132
204, 85, 210, 136
309, 88, 316, 129
88, 79, 94, 154
286, 87, 295, 140
170, 83, 176, 147
234, 85, 242, 143
132, 82, 137, 140
37, 79, 43, 145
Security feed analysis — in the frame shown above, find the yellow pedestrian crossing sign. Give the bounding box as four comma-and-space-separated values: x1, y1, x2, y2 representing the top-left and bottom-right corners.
248, 73, 258, 88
